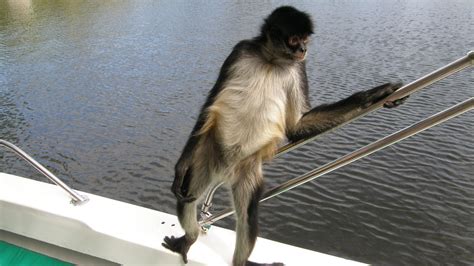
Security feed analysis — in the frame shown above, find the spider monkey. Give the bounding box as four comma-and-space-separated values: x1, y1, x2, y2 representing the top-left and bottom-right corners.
163, 6, 406, 266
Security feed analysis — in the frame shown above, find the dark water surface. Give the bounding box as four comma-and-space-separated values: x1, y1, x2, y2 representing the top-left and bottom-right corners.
1, 1, 473, 265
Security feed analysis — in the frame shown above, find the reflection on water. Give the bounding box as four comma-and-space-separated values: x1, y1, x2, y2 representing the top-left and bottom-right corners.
1, 0, 473, 265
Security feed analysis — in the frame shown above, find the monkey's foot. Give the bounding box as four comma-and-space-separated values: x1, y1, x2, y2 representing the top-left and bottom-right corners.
246, 261, 285, 266
162, 235, 195, 264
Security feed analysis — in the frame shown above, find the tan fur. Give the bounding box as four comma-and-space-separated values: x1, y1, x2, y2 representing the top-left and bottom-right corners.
197, 107, 219, 136
206, 55, 306, 165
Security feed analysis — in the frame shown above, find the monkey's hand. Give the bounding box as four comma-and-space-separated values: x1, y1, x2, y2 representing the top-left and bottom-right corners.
359, 82, 408, 109
172, 162, 196, 203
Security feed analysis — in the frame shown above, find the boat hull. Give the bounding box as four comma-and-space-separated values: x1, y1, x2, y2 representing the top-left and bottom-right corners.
0, 173, 365, 265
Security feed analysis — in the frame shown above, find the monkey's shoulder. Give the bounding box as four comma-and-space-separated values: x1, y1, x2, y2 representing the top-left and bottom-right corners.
232, 39, 260, 53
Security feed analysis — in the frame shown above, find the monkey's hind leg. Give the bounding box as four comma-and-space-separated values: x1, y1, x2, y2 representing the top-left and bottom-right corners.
163, 169, 212, 263
162, 201, 198, 264
231, 159, 284, 266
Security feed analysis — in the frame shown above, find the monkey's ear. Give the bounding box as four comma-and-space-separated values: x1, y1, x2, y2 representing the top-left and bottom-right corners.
268, 25, 284, 41
269, 25, 278, 35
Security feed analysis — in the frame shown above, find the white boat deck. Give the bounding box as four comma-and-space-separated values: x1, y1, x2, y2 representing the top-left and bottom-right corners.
0, 173, 366, 265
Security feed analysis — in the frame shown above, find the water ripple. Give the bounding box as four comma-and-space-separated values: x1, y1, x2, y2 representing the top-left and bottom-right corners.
1, 1, 473, 265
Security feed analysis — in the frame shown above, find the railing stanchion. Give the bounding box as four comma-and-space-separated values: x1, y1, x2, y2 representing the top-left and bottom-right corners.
0, 140, 89, 205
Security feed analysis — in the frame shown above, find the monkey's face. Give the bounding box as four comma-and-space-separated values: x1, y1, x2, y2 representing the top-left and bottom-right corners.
266, 32, 311, 63
261, 6, 314, 63
287, 35, 310, 61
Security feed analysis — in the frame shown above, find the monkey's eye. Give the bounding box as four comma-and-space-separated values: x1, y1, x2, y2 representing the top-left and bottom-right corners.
288, 36, 299, 46
302, 35, 310, 44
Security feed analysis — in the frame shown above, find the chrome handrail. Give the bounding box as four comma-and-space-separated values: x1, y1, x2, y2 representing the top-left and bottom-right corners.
200, 97, 474, 226
277, 50, 474, 156
199, 51, 474, 228
0, 140, 89, 205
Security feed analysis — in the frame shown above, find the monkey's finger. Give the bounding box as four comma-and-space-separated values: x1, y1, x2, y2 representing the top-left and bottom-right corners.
172, 190, 183, 201
171, 183, 185, 200
178, 195, 197, 203
173, 190, 196, 203
174, 192, 184, 200
171, 181, 183, 194
383, 95, 409, 108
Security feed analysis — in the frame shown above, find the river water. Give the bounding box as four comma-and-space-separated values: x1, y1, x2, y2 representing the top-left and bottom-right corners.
1, 1, 473, 265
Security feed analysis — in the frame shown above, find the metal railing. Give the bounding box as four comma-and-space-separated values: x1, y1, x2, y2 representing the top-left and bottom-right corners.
0, 140, 89, 205
199, 50, 474, 229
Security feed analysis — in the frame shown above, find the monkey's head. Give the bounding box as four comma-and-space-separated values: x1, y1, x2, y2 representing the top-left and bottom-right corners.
260, 6, 314, 62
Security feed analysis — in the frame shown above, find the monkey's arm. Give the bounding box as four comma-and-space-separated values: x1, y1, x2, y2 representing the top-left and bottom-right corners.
287, 82, 406, 143
172, 135, 199, 203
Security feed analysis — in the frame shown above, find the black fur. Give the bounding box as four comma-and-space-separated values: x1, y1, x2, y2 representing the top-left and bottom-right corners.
172, 43, 243, 202
287, 82, 404, 143
247, 184, 263, 249
260, 6, 314, 39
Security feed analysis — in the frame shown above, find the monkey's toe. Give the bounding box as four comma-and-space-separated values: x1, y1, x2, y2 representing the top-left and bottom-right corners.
162, 235, 193, 264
